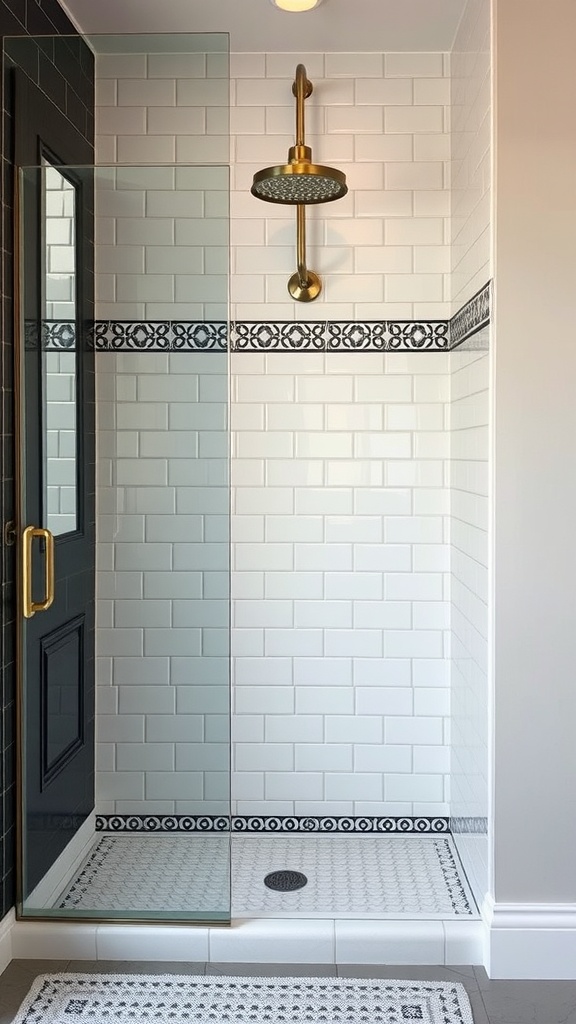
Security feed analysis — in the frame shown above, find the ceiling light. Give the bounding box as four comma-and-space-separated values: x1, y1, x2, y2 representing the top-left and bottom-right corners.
269, 0, 324, 11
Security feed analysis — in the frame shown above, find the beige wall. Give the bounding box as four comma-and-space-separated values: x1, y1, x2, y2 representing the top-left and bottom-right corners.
492, 0, 576, 903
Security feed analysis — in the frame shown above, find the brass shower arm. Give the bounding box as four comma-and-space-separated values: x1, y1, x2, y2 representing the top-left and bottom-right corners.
289, 204, 321, 302
293, 64, 312, 149
296, 204, 307, 287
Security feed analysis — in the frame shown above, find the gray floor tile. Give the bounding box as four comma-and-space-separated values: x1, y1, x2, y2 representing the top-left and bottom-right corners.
206, 963, 338, 977
63, 960, 207, 975
473, 969, 576, 1024
337, 964, 477, 982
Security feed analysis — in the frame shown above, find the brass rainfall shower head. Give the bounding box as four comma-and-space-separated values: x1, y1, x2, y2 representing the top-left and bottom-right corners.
251, 63, 348, 301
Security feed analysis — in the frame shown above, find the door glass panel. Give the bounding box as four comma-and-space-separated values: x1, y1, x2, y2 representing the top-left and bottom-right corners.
43, 159, 78, 536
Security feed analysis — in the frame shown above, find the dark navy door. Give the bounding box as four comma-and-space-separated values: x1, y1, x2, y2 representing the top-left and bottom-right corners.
15, 71, 95, 899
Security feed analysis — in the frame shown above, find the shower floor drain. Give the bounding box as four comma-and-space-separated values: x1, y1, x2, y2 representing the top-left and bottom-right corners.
264, 870, 308, 892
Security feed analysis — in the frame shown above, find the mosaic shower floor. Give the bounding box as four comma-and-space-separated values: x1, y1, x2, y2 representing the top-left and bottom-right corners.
54, 834, 477, 918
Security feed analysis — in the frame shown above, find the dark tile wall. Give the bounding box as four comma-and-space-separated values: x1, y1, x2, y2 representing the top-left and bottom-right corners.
0, 0, 94, 918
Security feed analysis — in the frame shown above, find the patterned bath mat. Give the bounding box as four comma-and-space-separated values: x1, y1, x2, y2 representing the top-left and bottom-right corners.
13, 974, 474, 1024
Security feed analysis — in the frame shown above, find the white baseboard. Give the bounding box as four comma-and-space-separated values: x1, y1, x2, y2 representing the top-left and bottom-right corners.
9, 917, 482, 966
483, 895, 576, 978
24, 813, 96, 910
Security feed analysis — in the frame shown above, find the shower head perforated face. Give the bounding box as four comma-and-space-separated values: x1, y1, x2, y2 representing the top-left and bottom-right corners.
251, 162, 348, 205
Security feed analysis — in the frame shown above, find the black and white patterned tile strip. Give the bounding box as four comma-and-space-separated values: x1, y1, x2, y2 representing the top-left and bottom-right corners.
96, 814, 450, 834
450, 281, 491, 349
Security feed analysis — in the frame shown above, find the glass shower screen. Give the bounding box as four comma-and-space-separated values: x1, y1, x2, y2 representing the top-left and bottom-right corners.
11, 31, 231, 924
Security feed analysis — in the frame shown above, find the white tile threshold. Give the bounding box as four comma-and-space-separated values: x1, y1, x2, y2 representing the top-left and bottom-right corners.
10, 917, 484, 966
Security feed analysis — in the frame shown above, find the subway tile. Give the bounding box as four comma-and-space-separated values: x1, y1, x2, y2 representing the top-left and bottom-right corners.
355, 687, 413, 715
234, 656, 293, 686
295, 743, 353, 771
264, 629, 323, 657
327, 716, 381, 741
384, 716, 444, 745
230, 629, 262, 655
235, 687, 294, 714
353, 601, 411, 629
295, 488, 353, 515
295, 688, 354, 715
384, 516, 444, 544
265, 715, 323, 743
294, 600, 352, 629
325, 516, 382, 543
354, 488, 412, 515
96, 626, 144, 656
384, 630, 444, 659
385, 105, 444, 133
326, 106, 382, 134
235, 743, 294, 771
293, 658, 352, 687
266, 773, 323, 801
324, 629, 382, 657
148, 53, 205, 78
385, 53, 444, 77
145, 773, 203, 800
324, 773, 383, 801
119, 686, 176, 714
294, 543, 352, 572
353, 658, 412, 687
326, 460, 383, 487
413, 686, 450, 716
325, 572, 382, 600
175, 742, 228, 771
353, 544, 411, 572
265, 515, 323, 542
326, 53, 383, 77
144, 628, 202, 656
264, 572, 324, 599
172, 599, 228, 627
354, 744, 412, 772
385, 774, 444, 801
233, 572, 265, 599
114, 599, 171, 628
356, 78, 412, 105
234, 599, 293, 628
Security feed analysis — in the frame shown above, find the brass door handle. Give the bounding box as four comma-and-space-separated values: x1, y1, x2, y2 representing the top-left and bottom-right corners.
22, 526, 55, 619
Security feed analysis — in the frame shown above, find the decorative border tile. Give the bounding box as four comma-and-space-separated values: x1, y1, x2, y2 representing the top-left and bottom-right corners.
233, 320, 325, 351
93, 320, 228, 352
96, 814, 230, 833
450, 816, 488, 835
42, 283, 491, 353
233, 320, 450, 352
232, 815, 449, 833
96, 814, 449, 834
450, 281, 491, 349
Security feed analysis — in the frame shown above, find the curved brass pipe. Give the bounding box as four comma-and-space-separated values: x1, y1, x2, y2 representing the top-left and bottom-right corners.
293, 63, 312, 148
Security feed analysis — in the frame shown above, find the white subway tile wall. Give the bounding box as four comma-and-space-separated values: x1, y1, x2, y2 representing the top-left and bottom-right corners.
95, 49, 450, 323
93, 43, 491, 825
450, 0, 491, 313
46, 351, 77, 534
96, 351, 230, 815
94, 164, 229, 322
231, 352, 450, 816
449, 347, 489, 900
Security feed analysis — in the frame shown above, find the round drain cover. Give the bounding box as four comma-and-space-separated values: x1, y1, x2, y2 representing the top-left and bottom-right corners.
264, 870, 308, 892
